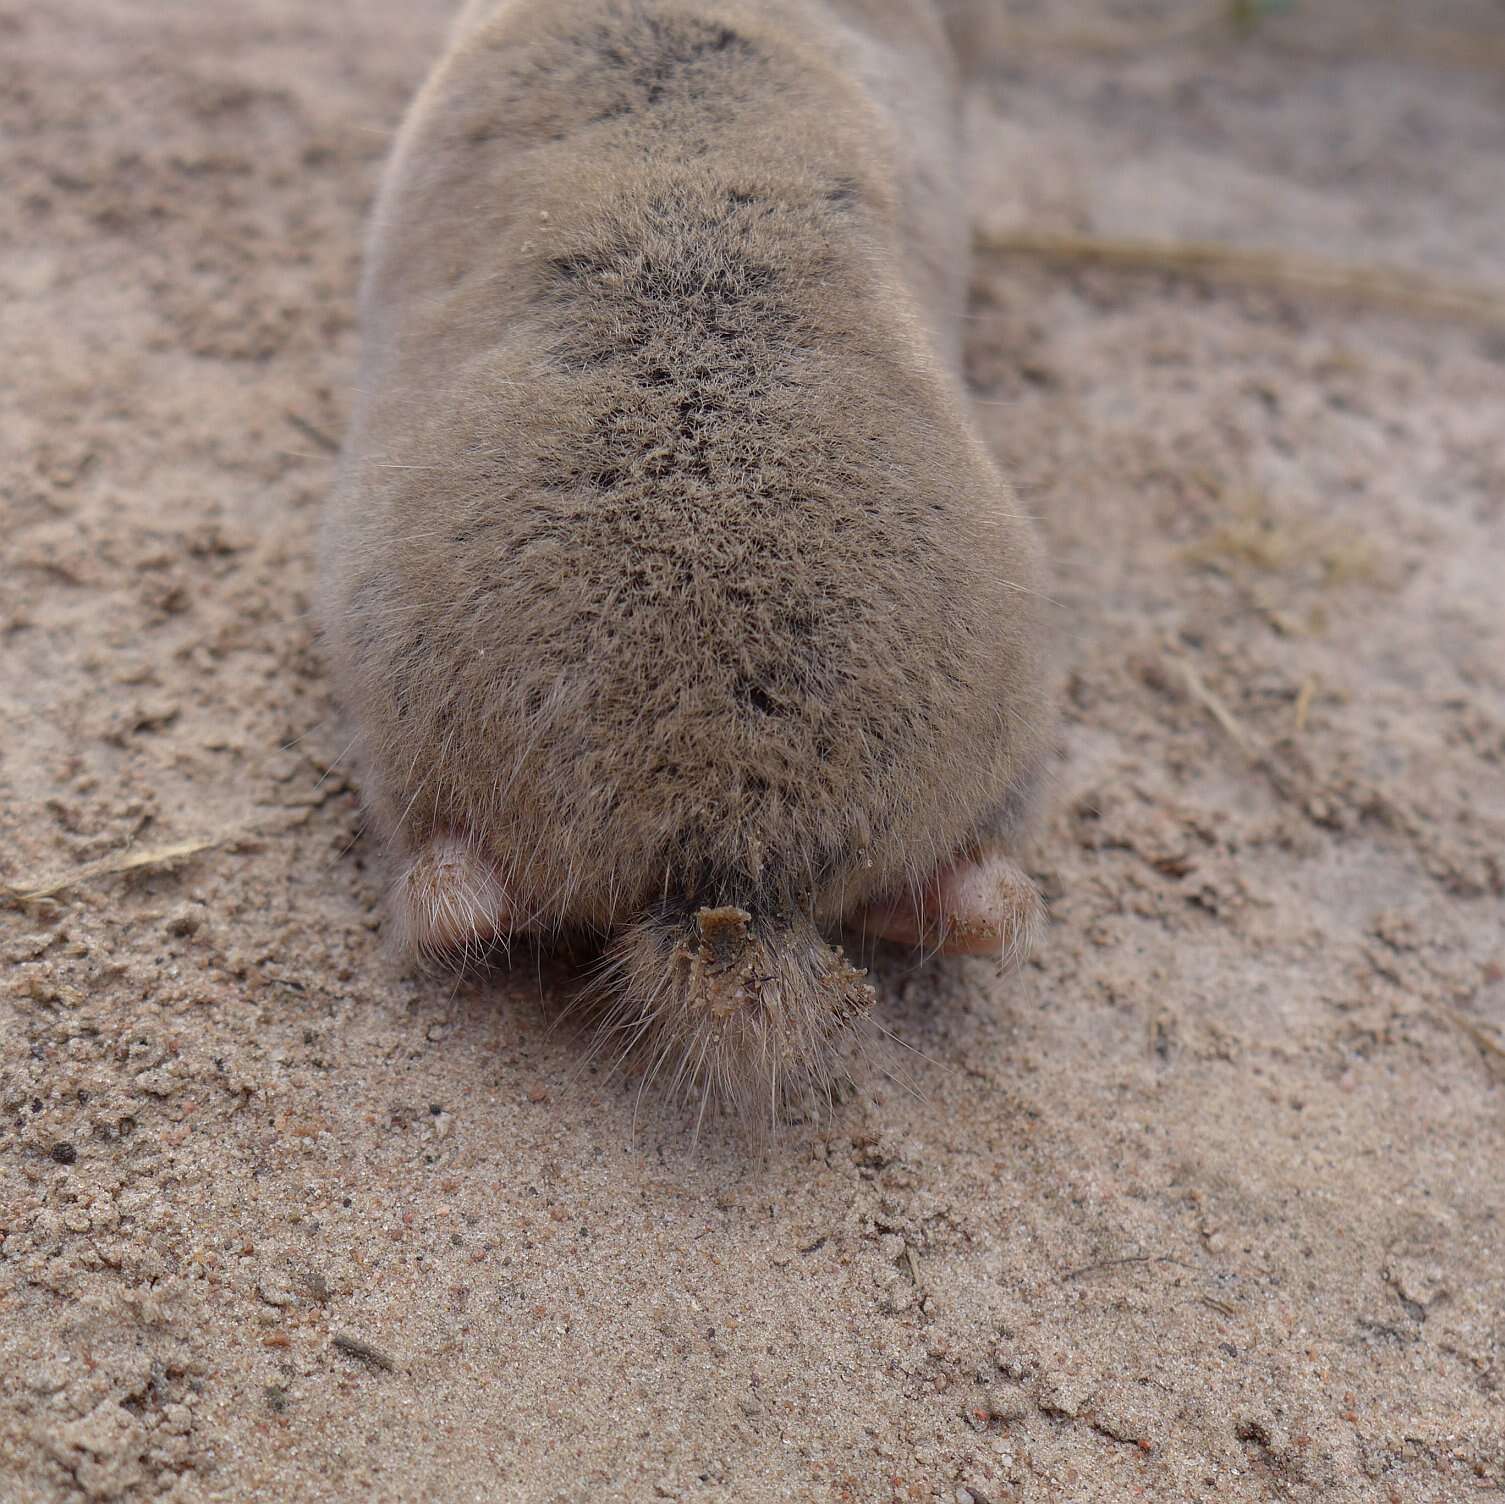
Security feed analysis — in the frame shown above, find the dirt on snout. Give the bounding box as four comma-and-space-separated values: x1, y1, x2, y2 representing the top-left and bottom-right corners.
2, 1, 1503, 1501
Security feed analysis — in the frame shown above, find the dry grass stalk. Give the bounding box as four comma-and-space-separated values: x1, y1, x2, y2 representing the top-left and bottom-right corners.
3, 837, 220, 904
975, 229, 1505, 330
1172, 657, 1258, 762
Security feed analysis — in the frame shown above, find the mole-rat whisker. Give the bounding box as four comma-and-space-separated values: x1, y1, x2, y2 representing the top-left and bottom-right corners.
859, 1032, 930, 1108
692, 1070, 717, 1145
863, 1017, 948, 1102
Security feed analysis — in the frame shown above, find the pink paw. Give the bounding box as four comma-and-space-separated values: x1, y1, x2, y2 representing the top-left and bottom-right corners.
392, 835, 514, 959
849, 848, 1045, 964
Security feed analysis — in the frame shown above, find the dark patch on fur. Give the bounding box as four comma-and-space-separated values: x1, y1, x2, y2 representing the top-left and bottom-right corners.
585, 12, 755, 122
733, 677, 784, 719
536, 189, 815, 508
465, 5, 765, 148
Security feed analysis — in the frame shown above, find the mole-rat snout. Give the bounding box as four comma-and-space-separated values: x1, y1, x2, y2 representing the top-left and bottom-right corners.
318, 0, 1053, 1120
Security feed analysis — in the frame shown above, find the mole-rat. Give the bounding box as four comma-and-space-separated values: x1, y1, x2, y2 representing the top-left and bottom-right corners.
319, 0, 1053, 1118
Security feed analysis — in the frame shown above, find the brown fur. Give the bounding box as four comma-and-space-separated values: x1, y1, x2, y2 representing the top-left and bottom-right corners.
319, 0, 1053, 1118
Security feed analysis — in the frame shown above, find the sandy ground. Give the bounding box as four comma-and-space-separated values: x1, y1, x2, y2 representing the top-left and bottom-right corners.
3, 2, 1504, 1500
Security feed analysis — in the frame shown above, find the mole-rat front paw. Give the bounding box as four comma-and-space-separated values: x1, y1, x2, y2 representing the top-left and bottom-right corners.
849, 849, 1046, 965
393, 835, 515, 960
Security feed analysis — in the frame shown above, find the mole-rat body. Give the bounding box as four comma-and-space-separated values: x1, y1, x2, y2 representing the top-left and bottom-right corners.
320, 0, 1053, 1116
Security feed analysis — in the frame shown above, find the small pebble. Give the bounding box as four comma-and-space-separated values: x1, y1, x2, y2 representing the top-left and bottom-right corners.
332, 1333, 395, 1372
257, 1278, 296, 1308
